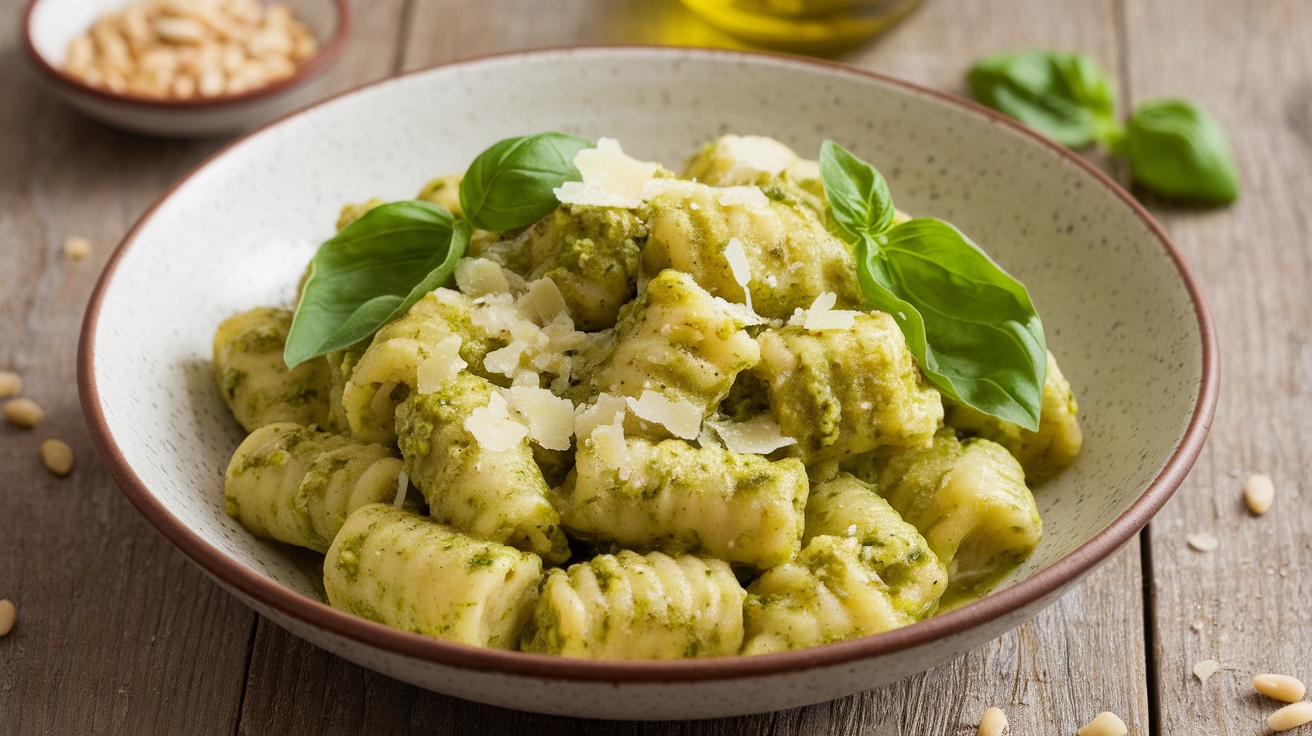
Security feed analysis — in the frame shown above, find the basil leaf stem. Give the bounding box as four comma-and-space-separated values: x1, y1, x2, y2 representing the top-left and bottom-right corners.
284, 201, 469, 368
459, 132, 593, 232
820, 140, 1047, 430
967, 49, 1122, 149
1125, 99, 1239, 204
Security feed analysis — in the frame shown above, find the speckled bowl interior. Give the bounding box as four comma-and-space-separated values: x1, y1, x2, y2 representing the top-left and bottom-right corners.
80, 48, 1215, 720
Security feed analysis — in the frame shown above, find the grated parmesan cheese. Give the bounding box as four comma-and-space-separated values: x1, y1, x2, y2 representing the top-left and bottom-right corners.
723, 237, 753, 313
454, 257, 510, 297
626, 390, 702, 440
716, 185, 769, 209
706, 415, 797, 455
574, 393, 628, 441
790, 291, 860, 332
415, 335, 466, 394
555, 138, 658, 208
464, 392, 528, 452
720, 135, 798, 180
505, 385, 575, 451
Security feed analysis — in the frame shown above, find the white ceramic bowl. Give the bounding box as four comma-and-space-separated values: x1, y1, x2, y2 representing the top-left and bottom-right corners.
22, 0, 349, 137
78, 47, 1217, 720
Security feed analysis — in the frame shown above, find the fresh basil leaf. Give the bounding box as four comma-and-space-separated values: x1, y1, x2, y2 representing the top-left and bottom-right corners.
1125, 98, 1239, 204
870, 219, 1047, 430
968, 49, 1122, 149
819, 140, 895, 239
284, 201, 469, 368
459, 132, 593, 232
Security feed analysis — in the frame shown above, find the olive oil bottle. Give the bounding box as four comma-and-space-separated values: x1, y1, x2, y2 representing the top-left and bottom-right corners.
679, 0, 924, 53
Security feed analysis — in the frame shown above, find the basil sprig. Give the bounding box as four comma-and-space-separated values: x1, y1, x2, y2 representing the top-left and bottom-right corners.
1124, 99, 1239, 204
284, 201, 470, 368
459, 132, 592, 232
968, 49, 1239, 204
820, 141, 1047, 430
283, 132, 596, 368
967, 49, 1119, 149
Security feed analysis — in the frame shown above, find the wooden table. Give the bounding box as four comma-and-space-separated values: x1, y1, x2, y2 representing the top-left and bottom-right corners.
2, 0, 1309, 733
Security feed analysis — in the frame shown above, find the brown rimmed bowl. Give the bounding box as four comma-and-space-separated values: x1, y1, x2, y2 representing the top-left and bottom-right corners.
77, 47, 1217, 719
22, 0, 350, 137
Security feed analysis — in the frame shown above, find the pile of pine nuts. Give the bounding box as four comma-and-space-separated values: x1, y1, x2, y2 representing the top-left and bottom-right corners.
63, 0, 319, 100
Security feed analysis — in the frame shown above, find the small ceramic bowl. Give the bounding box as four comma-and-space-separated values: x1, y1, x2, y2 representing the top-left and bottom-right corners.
79, 47, 1217, 719
21, 0, 350, 137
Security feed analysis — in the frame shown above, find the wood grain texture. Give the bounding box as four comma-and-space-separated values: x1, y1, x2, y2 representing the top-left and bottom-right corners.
1124, 1, 1312, 734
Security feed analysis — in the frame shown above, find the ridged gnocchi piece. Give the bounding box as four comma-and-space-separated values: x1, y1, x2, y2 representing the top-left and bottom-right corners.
568, 269, 761, 434
944, 352, 1083, 484
325, 504, 543, 649
342, 288, 499, 445
643, 180, 859, 319
752, 312, 943, 464
224, 422, 402, 553
395, 372, 570, 564
851, 432, 1043, 607
742, 535, 913, 655
213, 307, 332, 432
477, 204, 648, 330
415, 173, 464, 216
804, 472, 947, 619
555, 435, 808, 570
521, 550, 746, 658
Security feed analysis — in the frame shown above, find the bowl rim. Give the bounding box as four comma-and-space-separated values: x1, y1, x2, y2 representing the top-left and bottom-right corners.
21, 0, 352, 109
77, 45, 1218, 684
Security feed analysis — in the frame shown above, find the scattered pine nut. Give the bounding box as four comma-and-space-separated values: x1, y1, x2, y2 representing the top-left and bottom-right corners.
1268, 702, 1312, 732
1187, 532, 1219, 552
64, 236, 92, 261
977, 706, 1009, 736
0, 599, 14, 637
1244, 473, 1275, 515
0, 371, 20, 399
4, 398, 44, 428
1254, 674, 1307, 703
1077, 711, 1128, 736
40, 439, 75, 477
1193, 659, 1220, 683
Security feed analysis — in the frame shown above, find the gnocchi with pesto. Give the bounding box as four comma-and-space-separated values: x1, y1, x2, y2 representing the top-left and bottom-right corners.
213, 134, 1083, 658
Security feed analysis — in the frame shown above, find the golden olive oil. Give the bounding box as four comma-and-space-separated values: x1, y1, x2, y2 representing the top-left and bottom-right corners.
679, 0, 924, 53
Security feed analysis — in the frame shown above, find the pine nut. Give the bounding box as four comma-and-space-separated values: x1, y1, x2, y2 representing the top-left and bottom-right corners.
172, 74, 197, 99
154, 16, 206, 44
0, 371, 20, 399
1187, 532, 1219, 552
64, 236, 92, 261
198, 68, 226, 97
66, 35, 94, 76
1076, 711, 1128, 736
1254, 674, 1307, 703
5, 398, 44, 428
1268, 702, 1312, 732
977, 706, 1009, 736
1244, 473, 1275, 515
40, 439, 74, 477
0, 599, 14, 637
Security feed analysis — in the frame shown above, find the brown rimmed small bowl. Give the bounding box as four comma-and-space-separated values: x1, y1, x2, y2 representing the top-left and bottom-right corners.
22, 0, 350, 137
78, 47, 1217, 719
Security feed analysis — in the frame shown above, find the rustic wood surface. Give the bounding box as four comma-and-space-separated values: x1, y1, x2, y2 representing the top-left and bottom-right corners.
0, 0, 1306, 733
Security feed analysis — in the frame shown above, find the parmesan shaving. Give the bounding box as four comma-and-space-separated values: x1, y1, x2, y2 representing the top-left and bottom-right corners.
792, 291, 860, 332
716, 185, 769, 209
591, 419, 631, 480
415, 335, 465, 394
506, 385, 575, 451
454, 257, 510, 297
483, 341, 528, 378
706, 415, 797, 455
721, 135, 798, 180
626, 390, 702, 440
392, 470, 409, 509
464, 392, 528, 452
525, 278, 572, 326
724, 237, 753, 313
641, 178, 699, 201
554, 137, 658, 209
1193, 659, 1221, 683
574, 393, 628, 441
